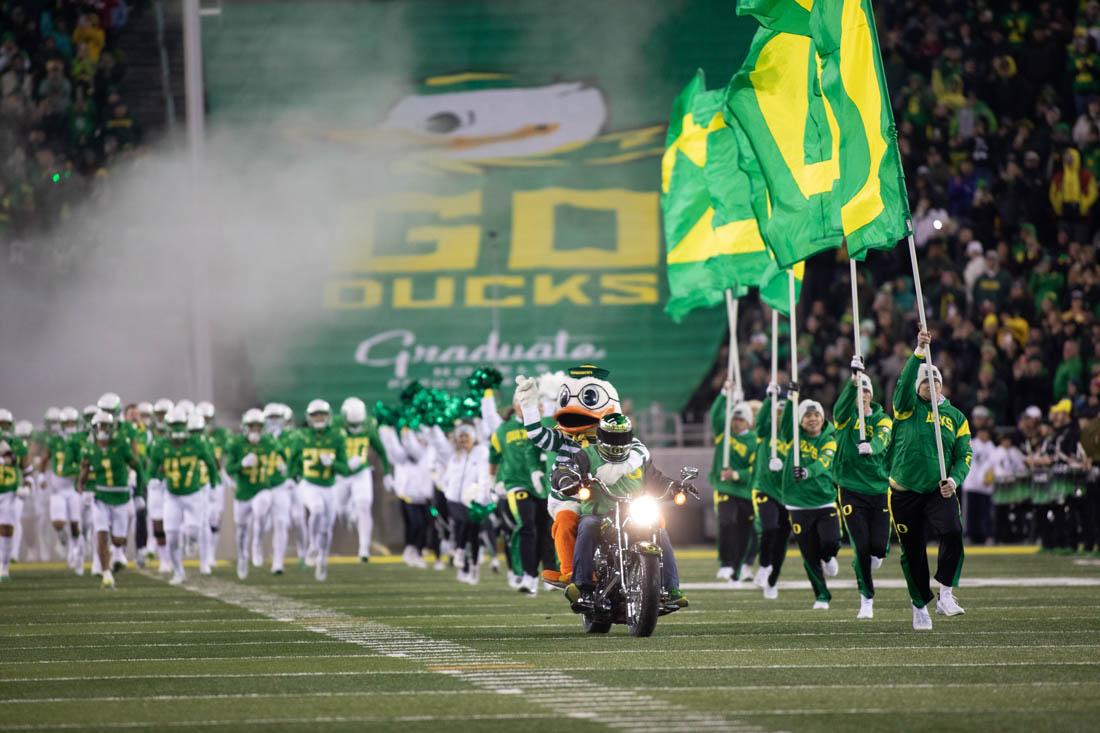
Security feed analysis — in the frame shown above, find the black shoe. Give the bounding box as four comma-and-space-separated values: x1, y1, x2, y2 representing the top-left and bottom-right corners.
359, 556, 370, 564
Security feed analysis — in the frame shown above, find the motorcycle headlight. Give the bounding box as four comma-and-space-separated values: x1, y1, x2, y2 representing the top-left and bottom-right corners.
629, 496, 660, 527
577, 486, 592, 502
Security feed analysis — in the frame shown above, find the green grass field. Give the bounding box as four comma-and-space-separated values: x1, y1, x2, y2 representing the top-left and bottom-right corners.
2, 547, 1100, 732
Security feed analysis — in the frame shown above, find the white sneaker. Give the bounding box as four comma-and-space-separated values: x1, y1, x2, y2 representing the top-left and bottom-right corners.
411, 553, 427, 569
821, 557, 838, 577
936, 590, 965, 616
912, 604, 933, 630
490, 557, 500, 572
237, 557, 249, 581
870, 555, 883, 570
433, 560, 445, 571
753, 566, 772, 589
518, 574, 538, 595
169, 571, 185, 586
728, 577, 746, 589
507, 571, 521, 589
305, 548, 319, 568
453, 548, 465, 569
456, 569, 469, 583
251, 548, 264, 568
857, 597, 874, 619
716, 566, 734, 580
314, 557, 328, 582
157, 556, 172, 574
199, 564, 213, 577
739, 563, 755, 581
812, 600, 830, 610
467, 566, 480, 585
100, 570, 115, 590
763, 582, 778, 600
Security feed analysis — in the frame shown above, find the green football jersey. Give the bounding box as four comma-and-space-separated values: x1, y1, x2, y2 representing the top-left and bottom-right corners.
148, 437, 220, 496
343, 420, 390, 476
45, 433, 74, 478
0, 436, 29, 493
226, 434, 283, 500
80, 437, 145, 505
831, 378, 892, 496
778, 398, 838, 509
490, 417, 545, 497
291, 426, 348, 487
890, 353, 973, 493
751, 397, 787, 501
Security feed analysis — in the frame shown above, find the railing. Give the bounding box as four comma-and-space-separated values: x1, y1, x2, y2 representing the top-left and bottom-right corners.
154, 0, 177, 130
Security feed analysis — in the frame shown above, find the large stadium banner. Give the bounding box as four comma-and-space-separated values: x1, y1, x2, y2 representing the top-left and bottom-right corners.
203, 1, 757, 412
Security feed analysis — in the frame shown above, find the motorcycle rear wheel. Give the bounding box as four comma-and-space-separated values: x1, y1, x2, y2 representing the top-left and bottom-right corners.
627, 553, 661, 637
582, 614, 612, 634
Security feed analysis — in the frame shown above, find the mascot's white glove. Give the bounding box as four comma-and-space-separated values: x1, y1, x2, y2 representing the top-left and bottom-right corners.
493, 480, 506, 500
320, 453, 335, 467
348, 455, 362, 471
857, 442, 873, 456
241, 453, 258, 469
513, 375, 540, 421
133, 496, 146, 512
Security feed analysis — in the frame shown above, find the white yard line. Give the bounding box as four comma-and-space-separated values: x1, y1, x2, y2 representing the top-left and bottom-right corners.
681, 576, 1100, 591
146, 573, 765, 733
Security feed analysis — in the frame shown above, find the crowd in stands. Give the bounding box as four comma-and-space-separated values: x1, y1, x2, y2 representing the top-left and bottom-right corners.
1, 0, 145, 270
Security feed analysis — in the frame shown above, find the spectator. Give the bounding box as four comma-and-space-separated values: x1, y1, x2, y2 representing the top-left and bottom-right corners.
1055, 340, 1084, 400
972, 249, 1011, 314
1050, 147, 1099, 242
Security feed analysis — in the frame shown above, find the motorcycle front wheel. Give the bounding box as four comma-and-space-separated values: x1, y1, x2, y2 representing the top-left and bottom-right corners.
626, 552, 661, 637
582, 614, 612, 634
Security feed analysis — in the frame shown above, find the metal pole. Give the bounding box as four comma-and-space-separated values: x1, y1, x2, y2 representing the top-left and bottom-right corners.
183, 0, 213, 402
769, 309, 780, 471
721, 290, 740, 469
850, 258, 867, 447
788, 270, 800, 469
907, 233, 948, 481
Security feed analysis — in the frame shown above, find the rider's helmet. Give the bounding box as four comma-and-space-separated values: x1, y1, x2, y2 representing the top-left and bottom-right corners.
596, 413, 633, 463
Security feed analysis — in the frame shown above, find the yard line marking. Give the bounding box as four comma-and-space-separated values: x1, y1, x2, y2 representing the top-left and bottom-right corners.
0, 654, 393, 666
680, 576, 1100, 591
0, 713, 566, 731
1, 671, 437, 683
151, 572, 765, 733
0, 691, 487, 704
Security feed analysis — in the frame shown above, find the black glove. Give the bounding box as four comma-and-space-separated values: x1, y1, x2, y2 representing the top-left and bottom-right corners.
792, 466, 808, 481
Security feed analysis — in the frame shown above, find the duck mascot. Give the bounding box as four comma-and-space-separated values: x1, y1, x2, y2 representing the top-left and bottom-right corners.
513, 364, 622, 584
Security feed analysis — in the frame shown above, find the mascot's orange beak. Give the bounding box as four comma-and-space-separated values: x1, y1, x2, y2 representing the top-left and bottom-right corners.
553, 405, 616, 435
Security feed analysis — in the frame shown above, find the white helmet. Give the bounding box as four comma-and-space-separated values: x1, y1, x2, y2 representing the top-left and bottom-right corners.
0, 408, 14, 433
341, 397, 367, 428
176, 399, 195, 417
731, 402, 754, 427
798, 400, 825, 423
263, 403, 283, 420
97, 392, 122, 415
14, 420, 33, 438
196, 401, 215, 421
306, 399, 331, 430
915, 363, 943, 395
45, 406, 61, 427
187, 414, 206, 433
153, 398, 174, 415
82, 405, 98, 425
242, 408, 264, 443
281, 404, 294, 423
60, 407, 80, 435
137, 401, 154, 418
166, 407, 189, 440
91, 411, 114, 441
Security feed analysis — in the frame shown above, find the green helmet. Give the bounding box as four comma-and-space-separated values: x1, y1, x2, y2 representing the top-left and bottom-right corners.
596, 412, 633, 463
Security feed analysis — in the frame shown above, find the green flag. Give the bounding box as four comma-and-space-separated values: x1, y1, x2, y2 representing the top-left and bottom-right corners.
738, 0, 813, 35
662, 71, 771, 322
810, 0, 911, 259
759, 260, 805, 316
725, 23, 844, 269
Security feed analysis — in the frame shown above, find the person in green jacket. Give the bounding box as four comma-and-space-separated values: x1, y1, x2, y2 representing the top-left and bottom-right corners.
751, 387, 789, 600
709, 394, 758, 582
890, 329, 973, 630
832, 366, 893, 620
780, 396, 840, 610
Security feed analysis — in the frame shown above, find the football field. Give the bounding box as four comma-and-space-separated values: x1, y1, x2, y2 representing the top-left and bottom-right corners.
2, 548, 1099, 732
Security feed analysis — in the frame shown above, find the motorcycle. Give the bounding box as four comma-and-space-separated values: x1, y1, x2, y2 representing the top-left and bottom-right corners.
557, 465, 699, 637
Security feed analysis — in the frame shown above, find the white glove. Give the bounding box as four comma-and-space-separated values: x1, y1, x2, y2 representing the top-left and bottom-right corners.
513, 375, 540, 413
383, 474, 395, 492
241, 453, 258, 469
133, 496, 146, 512
320, 453, 334, 467
82, 491, 93, 507
857, 442, 873, 456
768, 457, 783, 472
493, 480, 506, 499
348, 455, 362, 471
765, 382, 780, 399
850, 355, 865, 371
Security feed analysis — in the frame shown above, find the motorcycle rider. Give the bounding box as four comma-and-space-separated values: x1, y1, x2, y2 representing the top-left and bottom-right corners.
560, 413, 689, 611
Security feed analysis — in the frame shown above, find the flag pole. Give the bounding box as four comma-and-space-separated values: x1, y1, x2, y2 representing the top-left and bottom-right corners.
769, 309, 781, 470
721, 289, 742, 469
849, 257, 868, 448
788, 270, 800, 469
906, 232, 948, 481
